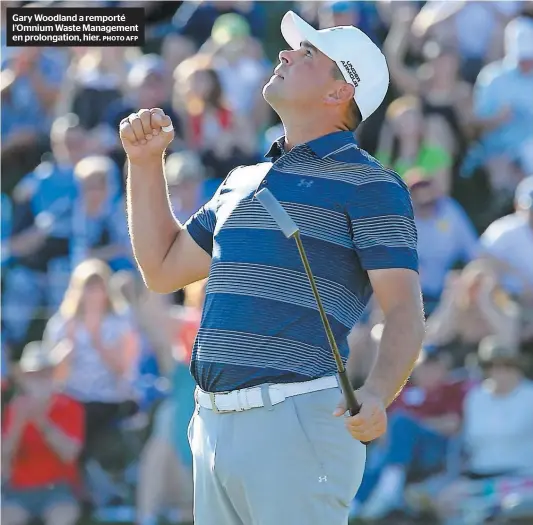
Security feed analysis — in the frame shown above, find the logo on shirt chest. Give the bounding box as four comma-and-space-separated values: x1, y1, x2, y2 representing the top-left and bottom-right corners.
298, 179, 314, 188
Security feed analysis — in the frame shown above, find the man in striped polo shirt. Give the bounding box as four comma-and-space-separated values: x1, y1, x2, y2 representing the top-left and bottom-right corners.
121, 10, 425, 525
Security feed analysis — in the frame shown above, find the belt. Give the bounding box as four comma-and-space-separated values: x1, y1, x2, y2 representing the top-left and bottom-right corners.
196, 375, 339, 413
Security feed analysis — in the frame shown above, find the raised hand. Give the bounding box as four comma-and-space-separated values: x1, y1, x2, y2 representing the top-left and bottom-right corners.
119, 108, 175, 163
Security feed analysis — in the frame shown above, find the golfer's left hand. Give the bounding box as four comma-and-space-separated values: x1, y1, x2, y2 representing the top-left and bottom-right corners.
333, 387, 387, 442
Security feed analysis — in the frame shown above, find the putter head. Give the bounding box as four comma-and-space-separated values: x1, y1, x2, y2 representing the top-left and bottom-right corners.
255, 188, 299, 239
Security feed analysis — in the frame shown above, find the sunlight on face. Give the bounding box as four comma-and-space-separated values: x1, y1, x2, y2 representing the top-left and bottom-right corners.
263, 41, 337, 112
81, 278, 109, 313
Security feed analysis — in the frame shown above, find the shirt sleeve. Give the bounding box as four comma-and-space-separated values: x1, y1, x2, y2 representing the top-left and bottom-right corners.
184, 174, 231, 256
473, 64, 502, 119
347, 178, 418, 272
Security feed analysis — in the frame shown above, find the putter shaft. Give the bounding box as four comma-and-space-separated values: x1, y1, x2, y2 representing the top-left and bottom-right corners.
293, 232, 361, 416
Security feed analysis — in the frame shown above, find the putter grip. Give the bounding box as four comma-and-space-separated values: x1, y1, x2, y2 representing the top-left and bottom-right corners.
255, 188, 299, 238
337, 369, 361, 415
338, 370, 370, 445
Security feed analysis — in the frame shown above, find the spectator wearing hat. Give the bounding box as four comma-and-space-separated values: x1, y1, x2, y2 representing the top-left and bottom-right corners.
480, 176, 533, 302
405, 168, 479, 315
1, 340, 84, 525
353, 347, 468, 519
467, 17, 533, 190
434, 336, 533, 523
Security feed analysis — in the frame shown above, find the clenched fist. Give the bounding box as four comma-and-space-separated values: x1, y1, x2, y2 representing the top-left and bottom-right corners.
119, 108, 174, 163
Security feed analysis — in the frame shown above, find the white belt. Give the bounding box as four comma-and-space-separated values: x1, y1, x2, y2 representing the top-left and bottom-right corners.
196, 375, 339, 413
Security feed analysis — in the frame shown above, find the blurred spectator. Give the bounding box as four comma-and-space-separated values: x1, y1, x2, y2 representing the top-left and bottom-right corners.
42, 259, 139, 462
104, 53, 182, 154
1, 47, 68, 149
201, 13, 271, 129
111, 270, 174, 411
405, 169, 478, 315
172, 0, 266, 49
465, 17, 533, 190
376, 96, 455, 193
174, 55, 257, 178
425, 260, 521, 365
57, 47, 142, 130
318, 1, 381, 44
383, 7, 472, 188
165, 151, 207, 223
1, 340, 84, 525
354, 348, 467, 520
161, 32, 197, 74
71, 155, 133, 272
480, 176, 533, 305
136, 280, 204, 525
434, 337, 533, 523
411, 1, 521, 83
1, 192, 12, 268
2, 114, 88, 346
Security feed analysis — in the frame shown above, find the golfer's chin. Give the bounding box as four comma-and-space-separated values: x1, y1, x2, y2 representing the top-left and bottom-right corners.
262, 75, 284, 105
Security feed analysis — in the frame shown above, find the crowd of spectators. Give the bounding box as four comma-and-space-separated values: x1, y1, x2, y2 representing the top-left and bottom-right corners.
1, 1, 533, 524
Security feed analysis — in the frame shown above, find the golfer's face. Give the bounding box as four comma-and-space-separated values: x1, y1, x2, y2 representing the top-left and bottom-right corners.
263, 41, 336, 108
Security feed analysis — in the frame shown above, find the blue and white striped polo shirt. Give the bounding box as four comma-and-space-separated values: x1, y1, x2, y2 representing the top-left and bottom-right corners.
185, 130, 418, 392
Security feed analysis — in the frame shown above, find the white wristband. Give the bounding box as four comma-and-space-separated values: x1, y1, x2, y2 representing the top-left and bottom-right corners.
162, 124, 174, 133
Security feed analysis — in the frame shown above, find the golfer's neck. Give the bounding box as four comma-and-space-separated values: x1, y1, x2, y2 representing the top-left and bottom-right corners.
282, 114, 344, 152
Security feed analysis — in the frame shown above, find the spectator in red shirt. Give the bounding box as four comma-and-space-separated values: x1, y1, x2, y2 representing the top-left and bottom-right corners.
353, 347, 469, 520
1, 340, 84, 525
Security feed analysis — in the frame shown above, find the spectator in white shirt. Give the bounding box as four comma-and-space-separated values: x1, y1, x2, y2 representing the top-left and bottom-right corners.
435, 336, 533, 522
480, 176, 533, 304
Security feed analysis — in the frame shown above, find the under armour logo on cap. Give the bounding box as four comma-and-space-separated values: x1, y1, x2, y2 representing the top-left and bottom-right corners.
341, 60, 361, 87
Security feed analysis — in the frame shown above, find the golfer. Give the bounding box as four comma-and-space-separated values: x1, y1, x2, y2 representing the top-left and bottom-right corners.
121, 11, 425, 525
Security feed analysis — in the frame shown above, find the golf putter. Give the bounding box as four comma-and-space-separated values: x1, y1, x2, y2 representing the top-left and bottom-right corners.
255, 188, 361, 417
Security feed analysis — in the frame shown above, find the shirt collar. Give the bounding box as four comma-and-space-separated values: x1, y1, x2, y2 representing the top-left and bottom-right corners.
264, 130, 357, 160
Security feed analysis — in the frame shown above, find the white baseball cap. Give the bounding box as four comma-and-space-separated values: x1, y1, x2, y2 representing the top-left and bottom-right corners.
280, 10, 389, 121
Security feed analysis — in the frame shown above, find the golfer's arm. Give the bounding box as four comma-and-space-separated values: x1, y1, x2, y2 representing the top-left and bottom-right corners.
126, 158, 210, 293
346, 324, 377, 389
364, 269, 425, 407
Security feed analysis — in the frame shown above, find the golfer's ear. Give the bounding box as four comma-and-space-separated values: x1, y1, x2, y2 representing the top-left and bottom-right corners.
324, 82, 354, 106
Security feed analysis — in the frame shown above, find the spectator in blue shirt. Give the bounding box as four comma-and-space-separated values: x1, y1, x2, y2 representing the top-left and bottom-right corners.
2, 114, 89, 346
71, 156, 134, 272
467, 17, 533, 190
405, 169, 479, 315
1, 47, 68, 144
1, 193, 12, 268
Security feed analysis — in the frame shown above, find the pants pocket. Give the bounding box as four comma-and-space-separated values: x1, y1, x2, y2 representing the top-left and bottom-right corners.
287, 397, 326, 478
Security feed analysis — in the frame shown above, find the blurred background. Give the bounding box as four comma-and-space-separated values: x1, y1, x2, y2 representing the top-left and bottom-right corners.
1, 1, 533, 524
